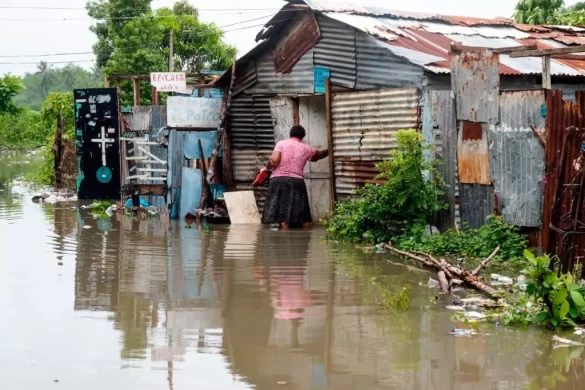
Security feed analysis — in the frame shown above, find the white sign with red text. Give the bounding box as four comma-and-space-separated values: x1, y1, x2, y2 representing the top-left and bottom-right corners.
150, 72, 186, 92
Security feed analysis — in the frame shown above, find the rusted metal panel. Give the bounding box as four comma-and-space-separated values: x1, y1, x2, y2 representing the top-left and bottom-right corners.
543, 90, 585, 272
273, 11, 320, 74
355, 32, 423, 90
331, 88, 420, 160
247, 48, 315, 95
314, 14, 356, 89
450, 49, 499, 123
334, 160, 381, 199
423, 89, 457, 230
128, 106, 152, 131
229, 95, 275, 150
231, 149, 273, 183
233, 61, 257, 96
457, 121, 491, 185
459, 184, 494, 228
488, 90, 546, 227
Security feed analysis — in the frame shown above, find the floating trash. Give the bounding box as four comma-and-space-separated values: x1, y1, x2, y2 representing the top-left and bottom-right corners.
428, 278, 439, 288
450, 329, 477, 336
491, 274, 514, 285
464, 311, 487, 320
553, 335, 585, 347
445, 305, 465, 312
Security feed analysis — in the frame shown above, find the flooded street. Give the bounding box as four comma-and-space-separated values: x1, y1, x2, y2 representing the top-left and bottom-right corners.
1, 156, 585, 389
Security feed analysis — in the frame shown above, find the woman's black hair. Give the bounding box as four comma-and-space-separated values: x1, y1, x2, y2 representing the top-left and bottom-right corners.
289, 125, 306, 140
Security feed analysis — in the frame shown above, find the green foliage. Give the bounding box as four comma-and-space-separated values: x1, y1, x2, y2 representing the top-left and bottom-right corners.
0, 110, 47, 150
14, 64, 101, 111
514, 0, 565, 24
90, 200, 113, 218
521, 250, 585, 328
87, 0, 236, 106
0, 74, 24, 115
396, 215, 528, 261
499, 250, 585, 329
325, 129, 446, 243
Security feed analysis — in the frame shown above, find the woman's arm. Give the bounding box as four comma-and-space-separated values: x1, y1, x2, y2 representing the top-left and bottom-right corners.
310, 149, 329, 162
265, 151, 281, 171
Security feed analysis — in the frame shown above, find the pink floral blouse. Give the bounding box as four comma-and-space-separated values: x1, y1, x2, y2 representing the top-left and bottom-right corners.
271, 138, 317, 179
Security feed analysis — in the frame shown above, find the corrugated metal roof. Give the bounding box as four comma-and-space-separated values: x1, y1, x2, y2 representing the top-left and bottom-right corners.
298, 0, 585, 77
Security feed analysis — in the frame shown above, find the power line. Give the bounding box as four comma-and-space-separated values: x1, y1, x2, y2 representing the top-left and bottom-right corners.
0, 15, 290, 59
0, 6, 294, 12
0, 17, 292, 64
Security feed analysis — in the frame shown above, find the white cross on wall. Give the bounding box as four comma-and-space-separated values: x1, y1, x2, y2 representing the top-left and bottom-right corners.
91, 127, 115, 166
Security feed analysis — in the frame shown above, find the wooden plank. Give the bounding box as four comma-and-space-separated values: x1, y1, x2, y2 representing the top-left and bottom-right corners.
509, 45, 585, 57
133, 78, 141, 106
543, 55, 552, 89
325, 78, 336, 211
224, 191, 261, 224
451, 44, 536, 54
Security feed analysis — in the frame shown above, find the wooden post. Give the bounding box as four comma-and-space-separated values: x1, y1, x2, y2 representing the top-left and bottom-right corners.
223, 124, 235, 190
201, 62, 236, 210
169, 30, 174, 72
104, 77, 110, 88
542, 55, 552, 89
132, 77, 141, 106
151, 86, 159, 105
53, 115, 64, 189
116, 79, 124, 193
325, 78, 336, 211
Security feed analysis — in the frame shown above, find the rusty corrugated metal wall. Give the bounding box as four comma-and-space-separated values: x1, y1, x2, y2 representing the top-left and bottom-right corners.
488, 90, 546, 227
355, 33, 424, 90
450, 49, 499, 124
457, 121, 491, 185
228, 94, 275, 209
246, 48, 315, 95
314, 14, 356, 89
543, 90, 585, 272
331, 88, 420, 198
422, 90, 458, 230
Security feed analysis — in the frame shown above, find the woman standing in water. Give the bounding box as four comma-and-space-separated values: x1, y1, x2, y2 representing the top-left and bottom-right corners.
260, 125, 329, 229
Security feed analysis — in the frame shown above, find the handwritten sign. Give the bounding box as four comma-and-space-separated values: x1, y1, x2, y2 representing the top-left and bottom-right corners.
314, 67, 330, 94
150, 72, 186, 92
167, 96, 222, 128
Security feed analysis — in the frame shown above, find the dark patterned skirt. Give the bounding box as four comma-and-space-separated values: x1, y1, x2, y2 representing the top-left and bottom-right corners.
262, 176, 312, 226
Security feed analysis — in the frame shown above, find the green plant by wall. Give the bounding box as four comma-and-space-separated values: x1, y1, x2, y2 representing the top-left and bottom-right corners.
325, 129, 446, 243
497, 250, 585, 329
396, 215, 528, 261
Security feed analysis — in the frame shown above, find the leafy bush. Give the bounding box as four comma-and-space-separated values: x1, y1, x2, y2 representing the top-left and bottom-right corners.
325, 129, 446, 243
396, 215, 528, 261
499, 250, 585, 329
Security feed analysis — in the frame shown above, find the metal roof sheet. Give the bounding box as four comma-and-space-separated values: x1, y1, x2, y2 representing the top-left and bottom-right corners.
308, 1, 585, 76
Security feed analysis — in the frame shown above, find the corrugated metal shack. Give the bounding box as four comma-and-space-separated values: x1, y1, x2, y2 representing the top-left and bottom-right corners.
217, 0, 585, 229
115, 74, 226, 218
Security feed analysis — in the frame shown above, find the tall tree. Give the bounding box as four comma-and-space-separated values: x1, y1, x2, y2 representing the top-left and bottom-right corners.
86, 0, 153, 68
88, 0, 236, 105
514, 0, 565, 24
36, 61, 55, 99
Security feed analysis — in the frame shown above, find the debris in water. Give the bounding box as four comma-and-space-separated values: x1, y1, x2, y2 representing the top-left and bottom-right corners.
552, 335, 585, 347
464, 311, 487, 320
445, 305, 465, 311
83, 225, 92, 229
428, 278, 439, 288
574, 328, 585, 337
491, 274, 514, 285
277, 381, 288, 385
450, 329, 476, 336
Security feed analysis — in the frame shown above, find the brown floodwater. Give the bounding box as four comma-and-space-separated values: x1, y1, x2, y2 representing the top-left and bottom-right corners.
1, 156, 585, 389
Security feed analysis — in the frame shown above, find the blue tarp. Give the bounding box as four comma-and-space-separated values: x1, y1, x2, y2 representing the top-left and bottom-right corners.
180, 167, 202, 220
183, 131, 222, 159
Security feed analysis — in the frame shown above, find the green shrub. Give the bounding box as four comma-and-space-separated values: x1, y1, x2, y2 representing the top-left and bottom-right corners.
325, 129, 446, 243
500, 250, 585, 329
396, 215, 528, 261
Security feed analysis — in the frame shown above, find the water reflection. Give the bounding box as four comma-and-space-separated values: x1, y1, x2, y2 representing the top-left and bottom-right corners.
4, 179, 585, 388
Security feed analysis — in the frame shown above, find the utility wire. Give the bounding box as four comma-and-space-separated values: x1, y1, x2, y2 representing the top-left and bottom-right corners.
0, 15, 291, 59
0, 18, 291, 64
0, 6, 293, 11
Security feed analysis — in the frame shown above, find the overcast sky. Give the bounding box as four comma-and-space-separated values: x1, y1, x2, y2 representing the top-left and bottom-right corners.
0, 0, 581, 77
